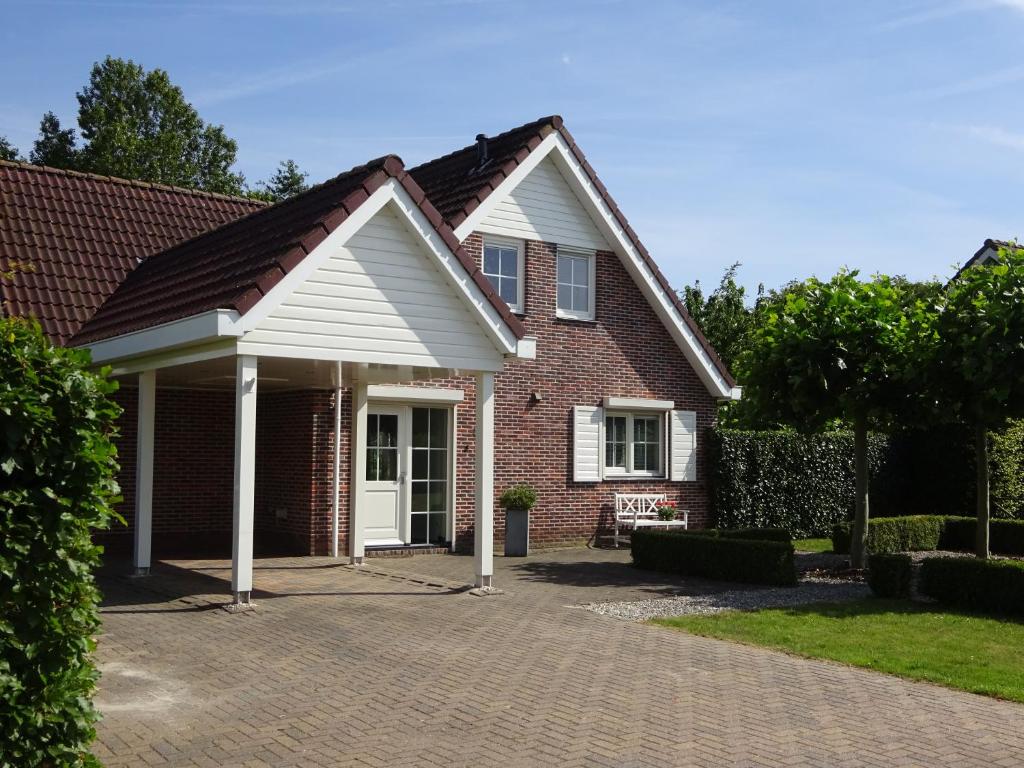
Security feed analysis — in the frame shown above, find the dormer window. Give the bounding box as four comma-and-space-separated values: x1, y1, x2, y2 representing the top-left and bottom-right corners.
482, 237, 524, 314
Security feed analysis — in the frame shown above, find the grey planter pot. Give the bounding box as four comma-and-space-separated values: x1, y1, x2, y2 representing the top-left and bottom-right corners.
504, 507, 530, 557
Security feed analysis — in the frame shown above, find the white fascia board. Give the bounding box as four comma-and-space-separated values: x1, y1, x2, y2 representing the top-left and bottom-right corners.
388, 182, 519, 356
453, 132, 561, 242
108, 339, 238, 377
603, 396, 674, 411
367, 385, 465, 403
236, 179, 519, 359
486, 135, 733, 399
81, 309, 242, 366
234, 340, 504, 372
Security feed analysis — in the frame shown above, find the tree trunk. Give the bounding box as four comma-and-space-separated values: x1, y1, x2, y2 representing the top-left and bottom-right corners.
850, 412, 870, 570
976, 421, 990, 559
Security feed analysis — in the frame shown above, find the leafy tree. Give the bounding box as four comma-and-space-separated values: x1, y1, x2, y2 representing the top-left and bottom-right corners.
681, 263, 759, 373
924, 244, 1024, 557
741, 271, 931, 567
257, 159, 309, 202
29, 56, 245, 194
30, 111, 79, 168
0, 136, 22, 162
0, 317, 121, 767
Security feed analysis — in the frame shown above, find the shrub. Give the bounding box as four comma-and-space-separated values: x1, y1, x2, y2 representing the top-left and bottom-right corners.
919, 557, 1024, 617
834, 515, 1024, 556
709, 428, 977, 538
867, 554, 912, 598
631, 529, 796, 586
0, 318, 121, 767
498, 484, 537, 510
719, 527, 792, 543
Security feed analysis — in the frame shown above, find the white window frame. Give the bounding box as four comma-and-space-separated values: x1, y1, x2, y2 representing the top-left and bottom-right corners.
603, 411, 665, 479
482, 236, 525, 314
556, 246, 596, 321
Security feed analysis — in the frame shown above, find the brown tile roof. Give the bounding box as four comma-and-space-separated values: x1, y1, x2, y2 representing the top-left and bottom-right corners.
73, 156, 526, 345
0, 160, 263, 343
412, 116, 736, 389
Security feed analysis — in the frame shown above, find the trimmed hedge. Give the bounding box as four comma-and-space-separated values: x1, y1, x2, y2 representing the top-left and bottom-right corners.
631, 529, 796, 586
867, 554, 912, 598
1, 318, 121, 767
833, 516, 1024, 556
709, 428, 977, 537
919, 557, 1024, 617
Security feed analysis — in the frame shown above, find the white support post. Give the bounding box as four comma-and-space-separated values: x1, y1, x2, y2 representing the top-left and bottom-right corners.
132, 369, 156, 576
474, 372, 495, 588
231, 355, 258, 605
331, 362, 343, 558
349, 382, 368, 565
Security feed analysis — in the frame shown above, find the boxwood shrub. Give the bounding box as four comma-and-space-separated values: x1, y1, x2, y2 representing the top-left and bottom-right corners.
866, 554, 913, 598
919, 557, 1024, 617
833, 515, 1024, 556
631, 529, 796, 586
0, 318, 121, 767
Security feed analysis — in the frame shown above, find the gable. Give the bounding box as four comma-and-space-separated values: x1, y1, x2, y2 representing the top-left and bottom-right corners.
240, 201, 506, 371
476, 156, 609, 251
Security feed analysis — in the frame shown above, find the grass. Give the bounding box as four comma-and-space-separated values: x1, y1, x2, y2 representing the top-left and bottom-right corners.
654, 599, 1024, 702
793, 537, 833, 553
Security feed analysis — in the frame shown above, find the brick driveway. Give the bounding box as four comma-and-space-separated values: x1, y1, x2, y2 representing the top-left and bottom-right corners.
95, 549, 1024, 767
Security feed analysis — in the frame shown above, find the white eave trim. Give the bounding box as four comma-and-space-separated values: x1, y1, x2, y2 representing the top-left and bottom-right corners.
453, 132, 734, 400
603, 396, 674, 411
367, 385, 465, 403
79, 309, 242, 365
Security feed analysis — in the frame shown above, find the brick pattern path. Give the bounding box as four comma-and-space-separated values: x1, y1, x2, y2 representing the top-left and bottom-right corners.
94, 549, 1024, 767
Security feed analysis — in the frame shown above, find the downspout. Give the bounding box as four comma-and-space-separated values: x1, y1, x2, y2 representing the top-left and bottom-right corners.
331, 361, 342, 558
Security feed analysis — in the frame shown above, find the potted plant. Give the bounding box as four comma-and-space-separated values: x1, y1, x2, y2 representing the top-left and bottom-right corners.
656, 500, 677, 521
500, 484, 538, 557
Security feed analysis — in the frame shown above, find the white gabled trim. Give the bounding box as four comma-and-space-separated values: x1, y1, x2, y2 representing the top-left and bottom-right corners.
108, 339, 238, 377
453, 132, 561, 241
453, 132, 735, 400
366, 385, 465, 404
81, 309, 241, 365
603, 396, 674, 411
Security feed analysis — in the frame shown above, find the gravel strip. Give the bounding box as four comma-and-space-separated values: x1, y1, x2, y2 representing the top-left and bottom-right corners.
581, 577, 870, 621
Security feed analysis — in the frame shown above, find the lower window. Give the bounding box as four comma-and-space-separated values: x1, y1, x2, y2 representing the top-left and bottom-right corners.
604, 412, 664, 477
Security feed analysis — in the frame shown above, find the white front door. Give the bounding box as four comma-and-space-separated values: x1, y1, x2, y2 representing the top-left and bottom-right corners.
364, 408, 405, 546
363, 405, 452, 548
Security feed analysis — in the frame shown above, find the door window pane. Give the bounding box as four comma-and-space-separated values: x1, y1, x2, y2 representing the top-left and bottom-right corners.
410, 407, 450, 543
411, 481, 429, 513
367, 413, 398, 481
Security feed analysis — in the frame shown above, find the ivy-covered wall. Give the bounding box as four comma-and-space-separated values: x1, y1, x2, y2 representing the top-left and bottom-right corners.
708, 427, 985, 537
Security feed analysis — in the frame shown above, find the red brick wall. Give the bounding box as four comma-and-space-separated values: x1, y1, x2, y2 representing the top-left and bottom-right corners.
105, 234, 718, 557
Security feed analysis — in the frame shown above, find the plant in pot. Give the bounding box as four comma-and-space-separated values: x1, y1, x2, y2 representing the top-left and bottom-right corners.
656, 500, 678, 521
500, 484, 538, 557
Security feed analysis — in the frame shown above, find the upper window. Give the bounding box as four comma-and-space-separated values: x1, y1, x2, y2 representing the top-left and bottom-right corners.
482, 238, 524, 314
604, 412, 663, 477
556, 247, 595, 320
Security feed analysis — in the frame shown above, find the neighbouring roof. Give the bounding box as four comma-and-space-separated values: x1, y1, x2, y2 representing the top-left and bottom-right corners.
0, 160, 264, 343
955, 238, 1022, 279
73, 155, 526, 345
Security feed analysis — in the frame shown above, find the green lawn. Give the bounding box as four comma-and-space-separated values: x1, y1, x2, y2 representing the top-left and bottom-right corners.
793, 537, 833, 553
654, 599, 1024, 702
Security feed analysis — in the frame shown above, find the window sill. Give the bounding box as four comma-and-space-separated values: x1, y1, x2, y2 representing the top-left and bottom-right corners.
603, 473, 667, 481
555, 312, 596, 324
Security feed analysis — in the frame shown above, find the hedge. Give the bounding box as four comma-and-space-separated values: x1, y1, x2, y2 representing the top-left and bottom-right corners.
833, 516, 1024, 556
0, 318, 121, 767
867, 554, 912, 598
709, 427, 977, 538
631, 529, 796, 586
919, 557, 1024, 617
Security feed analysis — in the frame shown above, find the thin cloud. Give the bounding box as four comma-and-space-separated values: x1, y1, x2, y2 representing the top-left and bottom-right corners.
877, 0, 1024, 30
912, 64, 1024, 99
962, 124, 1024, 151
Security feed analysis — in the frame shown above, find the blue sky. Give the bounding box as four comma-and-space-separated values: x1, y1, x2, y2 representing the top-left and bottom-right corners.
2, 0, 1022, 297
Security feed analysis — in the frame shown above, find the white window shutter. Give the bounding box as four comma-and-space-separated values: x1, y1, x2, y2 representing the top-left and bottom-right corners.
573, 406, 603, 482
670, 410, 697, 482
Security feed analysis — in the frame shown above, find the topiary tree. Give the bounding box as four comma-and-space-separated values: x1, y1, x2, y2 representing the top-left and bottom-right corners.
925, 245, 1024, 557
740, 271, 930, 568
0, 317, 121, 767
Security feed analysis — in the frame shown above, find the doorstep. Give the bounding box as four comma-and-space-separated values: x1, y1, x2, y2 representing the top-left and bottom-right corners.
364, 544, 451, 558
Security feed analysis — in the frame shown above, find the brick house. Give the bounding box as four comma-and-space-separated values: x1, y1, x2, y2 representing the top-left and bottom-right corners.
0, 116, 737, 602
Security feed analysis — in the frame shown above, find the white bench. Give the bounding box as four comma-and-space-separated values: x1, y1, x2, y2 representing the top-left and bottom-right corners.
612, 493, 689, 548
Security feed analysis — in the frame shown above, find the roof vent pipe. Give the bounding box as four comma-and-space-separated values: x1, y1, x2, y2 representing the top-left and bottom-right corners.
475, 133, 489, 166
